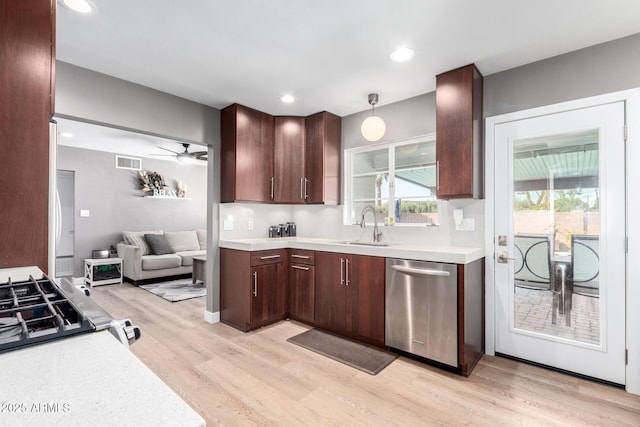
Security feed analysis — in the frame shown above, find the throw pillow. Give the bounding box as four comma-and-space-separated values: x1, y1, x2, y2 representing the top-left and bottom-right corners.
164, 231, 200, 252
123, 230, 162, 256
144, 234, 175, 255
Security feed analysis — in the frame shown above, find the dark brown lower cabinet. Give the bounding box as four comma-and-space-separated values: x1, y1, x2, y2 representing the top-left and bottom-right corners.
314, 251, 385, 346
288, 249, 315, 323
220, 248, 286, 331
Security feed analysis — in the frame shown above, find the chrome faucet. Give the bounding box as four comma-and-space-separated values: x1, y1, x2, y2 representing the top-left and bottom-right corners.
360, 205, 382, 242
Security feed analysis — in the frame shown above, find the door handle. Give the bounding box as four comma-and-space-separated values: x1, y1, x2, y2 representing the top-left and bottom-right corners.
260, 255, 281, 260
270, 177, 275, 199
345, 258, 350, 286
253, 271, 257, 296
391, 265, 450, 277
436, 160, 440, 191
304, 177, 308, 200
340, 258, 344, 285
497, 251, 515, 264
291, 265, 310, 271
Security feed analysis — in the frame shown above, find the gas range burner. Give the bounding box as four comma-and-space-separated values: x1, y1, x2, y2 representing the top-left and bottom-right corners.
0, 274, 94, 352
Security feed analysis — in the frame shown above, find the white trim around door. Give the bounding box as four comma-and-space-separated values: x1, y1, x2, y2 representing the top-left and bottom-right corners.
485, 88, 640, 395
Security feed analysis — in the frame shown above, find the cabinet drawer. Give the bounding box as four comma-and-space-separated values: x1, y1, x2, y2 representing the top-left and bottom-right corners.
289, 249, 315, 265
250, 250, 285, 266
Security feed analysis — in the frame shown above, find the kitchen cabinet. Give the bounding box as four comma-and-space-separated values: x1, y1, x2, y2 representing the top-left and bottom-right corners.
456, 258, 484, 376
304, 111, 341, 204
273, 116, 306, 203
288, 249, 315, 323
314, 251, 385, 345
221, 104, 275, 203
220, 248, 286, 331
0, 0, 56, 271
435, 64, 483, 199
221, 104, 341, 205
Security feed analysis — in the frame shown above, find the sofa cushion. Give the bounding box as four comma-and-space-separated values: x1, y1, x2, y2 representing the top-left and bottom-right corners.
176, 250, 206, 266
164, 231, 200, 252
145, 234, 175, 255
123, 230, 162, 256
196, 229, 207, 250
141, 254, 182, 271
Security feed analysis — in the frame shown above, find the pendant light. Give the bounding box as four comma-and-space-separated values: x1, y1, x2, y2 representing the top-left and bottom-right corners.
361, 93, 386, 142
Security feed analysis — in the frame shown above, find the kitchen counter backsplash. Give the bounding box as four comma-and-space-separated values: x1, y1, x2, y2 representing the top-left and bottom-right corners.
219, 200, 485, 248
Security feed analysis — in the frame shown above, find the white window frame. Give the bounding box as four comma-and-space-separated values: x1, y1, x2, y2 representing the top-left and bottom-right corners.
344, 133, 439, 226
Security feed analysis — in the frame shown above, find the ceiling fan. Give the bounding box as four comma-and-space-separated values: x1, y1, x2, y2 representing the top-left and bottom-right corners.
155, 143, 207, 161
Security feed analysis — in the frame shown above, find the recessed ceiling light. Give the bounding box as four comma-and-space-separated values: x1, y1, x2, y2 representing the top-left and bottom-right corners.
61, 0, 96, 14
280, 94, 295, 103
390, 47, 415, 62
60, 132, 74, 138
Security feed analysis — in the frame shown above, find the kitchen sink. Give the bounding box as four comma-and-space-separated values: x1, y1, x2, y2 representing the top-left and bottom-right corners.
334, 240, 391, 247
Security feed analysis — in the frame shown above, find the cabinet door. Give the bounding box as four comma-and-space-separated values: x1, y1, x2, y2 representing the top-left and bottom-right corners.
305, 112, 341, 204
347, 254, 385, 343
314, 251, 347, 330
435, 64, 483, 199
274, 116, 305, 203
220, 249, 252, 330
250, 263, 286, 325
1, 0, 55, 272
221, 104, 274, 202
289, 263, 315, 322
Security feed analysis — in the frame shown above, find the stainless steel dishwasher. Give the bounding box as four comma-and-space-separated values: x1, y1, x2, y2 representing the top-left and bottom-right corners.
385, 258, 458, 367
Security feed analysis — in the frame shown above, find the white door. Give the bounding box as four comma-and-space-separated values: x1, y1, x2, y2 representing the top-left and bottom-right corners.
494, 101, 626, 384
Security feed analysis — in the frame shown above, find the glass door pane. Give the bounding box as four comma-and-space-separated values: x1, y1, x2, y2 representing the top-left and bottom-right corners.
512, 129, 600, 345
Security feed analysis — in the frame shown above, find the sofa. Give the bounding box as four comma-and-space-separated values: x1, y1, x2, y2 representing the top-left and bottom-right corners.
117, 229, 206, 286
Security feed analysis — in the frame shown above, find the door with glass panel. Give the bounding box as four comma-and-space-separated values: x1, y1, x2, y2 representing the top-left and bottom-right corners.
494, 101, 626, 384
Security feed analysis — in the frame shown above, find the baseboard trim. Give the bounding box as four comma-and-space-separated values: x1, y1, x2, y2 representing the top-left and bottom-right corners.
204, 310, 220, 324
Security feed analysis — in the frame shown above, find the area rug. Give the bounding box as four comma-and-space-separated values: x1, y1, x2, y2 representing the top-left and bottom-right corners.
287, 328, 397, 375
139, 278, 205, 302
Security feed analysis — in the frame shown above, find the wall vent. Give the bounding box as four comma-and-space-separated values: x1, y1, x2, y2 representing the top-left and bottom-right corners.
115, 155, 142, 170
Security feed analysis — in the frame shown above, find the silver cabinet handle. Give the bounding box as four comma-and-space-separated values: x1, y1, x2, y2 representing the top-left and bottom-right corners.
270, 177, 274, 199
345, 258, 350, 286
291, 265, 310, 271
260, 254, 281, 260
291, 254, 310, 259
300, 177, 304, 200
436, 160, 440, 191
391, 265, 451, 277
340, 258, 344, 285
304, 177, 308, 200
253, 271, 257, 297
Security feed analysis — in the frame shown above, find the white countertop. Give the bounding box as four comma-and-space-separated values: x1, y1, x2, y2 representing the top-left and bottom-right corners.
0, 331, 205, 427
219, 237, 484, 264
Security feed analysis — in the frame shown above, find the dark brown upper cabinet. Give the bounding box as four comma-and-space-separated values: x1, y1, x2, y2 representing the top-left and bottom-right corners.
305, 112, 341, 205
274, 116, 306, 203
221, 104, 275, 203
0, 0, 56, 272
435, 64, 483, 199
221, 104, 341, 205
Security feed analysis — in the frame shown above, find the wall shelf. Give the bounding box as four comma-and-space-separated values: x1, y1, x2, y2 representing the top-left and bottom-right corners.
144, 195, 191, 200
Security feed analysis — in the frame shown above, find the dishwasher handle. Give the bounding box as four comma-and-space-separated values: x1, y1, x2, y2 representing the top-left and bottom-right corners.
391, 265, 451, 277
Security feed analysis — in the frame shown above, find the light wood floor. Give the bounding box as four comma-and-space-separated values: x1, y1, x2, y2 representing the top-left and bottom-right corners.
91, 283, 640, 426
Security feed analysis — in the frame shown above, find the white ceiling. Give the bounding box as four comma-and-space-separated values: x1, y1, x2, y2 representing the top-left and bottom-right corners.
55, 117, 207, 165
57, 0, 640, 118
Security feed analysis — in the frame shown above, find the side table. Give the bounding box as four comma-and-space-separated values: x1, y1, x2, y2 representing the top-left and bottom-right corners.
84, 258, 123, 286
192, 256, 206, 284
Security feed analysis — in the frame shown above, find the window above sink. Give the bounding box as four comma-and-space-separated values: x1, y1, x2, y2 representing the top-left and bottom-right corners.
344, 133, 439, 227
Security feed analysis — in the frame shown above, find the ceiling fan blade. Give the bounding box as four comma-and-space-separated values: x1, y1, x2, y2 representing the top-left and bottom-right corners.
191, 151, 207, 156
158, 146, 179, 154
